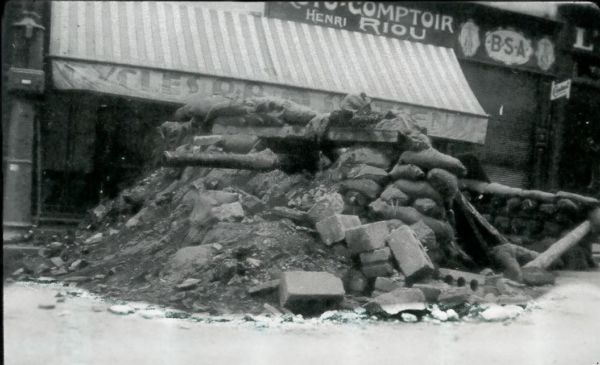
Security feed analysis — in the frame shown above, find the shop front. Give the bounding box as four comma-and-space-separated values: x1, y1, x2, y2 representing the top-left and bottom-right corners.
555, 23, 600, 195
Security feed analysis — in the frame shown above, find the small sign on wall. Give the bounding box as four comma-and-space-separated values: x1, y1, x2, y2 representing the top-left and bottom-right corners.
550, 79, 571, 101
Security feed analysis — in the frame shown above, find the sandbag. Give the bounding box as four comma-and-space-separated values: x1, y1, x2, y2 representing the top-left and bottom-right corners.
345, 112, 384, 128
304, 113, 331, 141
393, 179, 443, 205
368, 199, 421, 224
389, 164, 425, 181
427, 168, 459, 200
339, 179, 382, 200
556, 199, 580, 218
345, 164, 389, 185
217, 134, 260, 154
379, 186, 411, 206
174, 94, 231, 121
251, 97, 316, 125
413, 198, 444, 219
204, 100, 253, 124
340, 93, 372, 113
399, 148, 467, 176
505, 197, 522, 215
375, 115, 431, 151
420, 215, 455, 244
369, 199, 454, 243
336, 147, 392, 170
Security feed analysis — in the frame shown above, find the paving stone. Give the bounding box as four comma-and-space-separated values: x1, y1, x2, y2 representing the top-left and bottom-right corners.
316, 214, 361, 246
437, 287, 472, 306
279, 271, 345, 312
248, 279, 280, 295
364, 288, 426, 315
343, 269, 368, 294
413, 282, 451, 302
387, 225, 434, 280
438, 268, 485, 290
211, 202, 244, 221
176, 278, 201, 290
359, 247, 392, 266
361, 262, 394, 278
373, 277, 403, 293
345, 221, 390, 255
84, 232, 103, 244
49, 257, 65, 268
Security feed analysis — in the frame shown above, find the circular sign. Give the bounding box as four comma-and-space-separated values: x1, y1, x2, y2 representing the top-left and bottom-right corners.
536, 37, 555, 71
459, 20, 480, 57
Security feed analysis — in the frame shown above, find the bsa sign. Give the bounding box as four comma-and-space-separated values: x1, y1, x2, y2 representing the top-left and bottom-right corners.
484, 29, 533, 66
550, 79, 571, 101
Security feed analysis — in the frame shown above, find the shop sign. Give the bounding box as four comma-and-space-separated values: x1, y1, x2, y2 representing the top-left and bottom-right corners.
51, 59, 488, 144
266, 2, 457, 46
484, 29, 533, 66
550, 79, 571, 101
573, 26, 600, 55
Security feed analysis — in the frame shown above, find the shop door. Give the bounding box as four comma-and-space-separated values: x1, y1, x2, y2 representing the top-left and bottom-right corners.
560, 84, 600, 195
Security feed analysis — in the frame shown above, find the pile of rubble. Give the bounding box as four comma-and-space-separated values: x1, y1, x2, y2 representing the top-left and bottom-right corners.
14, 94, 600, 322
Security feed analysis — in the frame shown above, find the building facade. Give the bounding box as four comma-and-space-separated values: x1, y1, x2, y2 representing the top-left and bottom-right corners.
3, 1, 598, 230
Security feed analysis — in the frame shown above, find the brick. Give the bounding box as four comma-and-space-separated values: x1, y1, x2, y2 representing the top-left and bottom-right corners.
345, 221, 390, 255
364, 288, 426, 315
413, 282, 451, 302
316, 214, 361, 246
387, 226, 434, 280
373, 277, 403, 293
359, 247, 392, 265
361, 262, 394, 278
279, 271, 345, 312
437, 287, 472, 306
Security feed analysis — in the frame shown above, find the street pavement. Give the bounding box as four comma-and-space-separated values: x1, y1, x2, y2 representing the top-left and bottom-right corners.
4, 270, 600, 365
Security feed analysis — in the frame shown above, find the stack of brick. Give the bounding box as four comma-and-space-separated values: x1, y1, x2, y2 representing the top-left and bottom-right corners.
362, 148, 466, 265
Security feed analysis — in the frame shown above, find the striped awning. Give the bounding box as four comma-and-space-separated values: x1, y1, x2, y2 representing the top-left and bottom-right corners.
49, 2, 488, 141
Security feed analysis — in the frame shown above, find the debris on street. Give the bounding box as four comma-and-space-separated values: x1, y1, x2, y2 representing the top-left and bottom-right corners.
20, 94, 600, 322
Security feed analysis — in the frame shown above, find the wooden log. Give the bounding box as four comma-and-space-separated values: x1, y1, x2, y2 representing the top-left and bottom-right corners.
455, 192, 511, 246
161, 150, 312, 173
523, 221, 591, 269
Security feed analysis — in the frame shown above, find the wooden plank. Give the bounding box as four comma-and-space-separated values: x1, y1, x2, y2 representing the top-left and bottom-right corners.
212, 124, 400, 144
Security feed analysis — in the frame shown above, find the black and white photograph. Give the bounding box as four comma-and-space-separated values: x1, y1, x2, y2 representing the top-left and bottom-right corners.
2, 1, 600, 364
